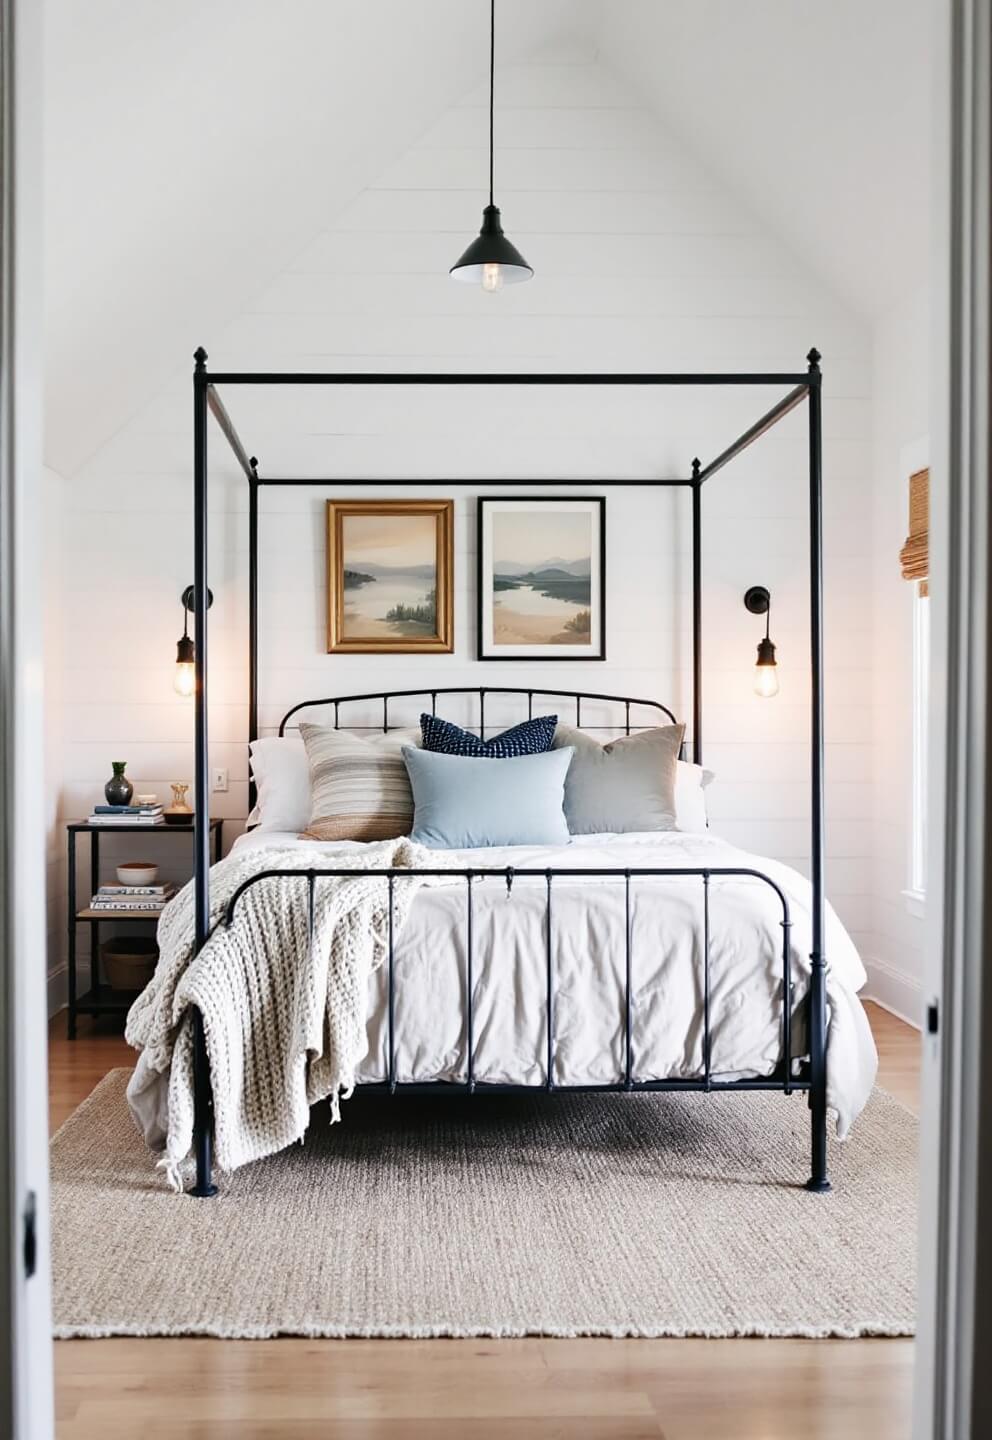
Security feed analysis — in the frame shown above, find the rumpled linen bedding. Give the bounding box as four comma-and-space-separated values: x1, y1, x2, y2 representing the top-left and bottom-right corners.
128, 828, 878, 1185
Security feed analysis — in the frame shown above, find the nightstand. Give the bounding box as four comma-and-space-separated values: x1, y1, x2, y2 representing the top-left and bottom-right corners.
66, 817, 223, 1038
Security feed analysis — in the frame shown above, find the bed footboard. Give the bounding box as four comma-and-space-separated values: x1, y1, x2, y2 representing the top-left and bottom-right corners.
189, 864, 829, 1197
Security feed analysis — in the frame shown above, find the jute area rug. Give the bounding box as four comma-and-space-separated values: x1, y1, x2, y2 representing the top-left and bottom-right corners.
51, 1070, 916, 1340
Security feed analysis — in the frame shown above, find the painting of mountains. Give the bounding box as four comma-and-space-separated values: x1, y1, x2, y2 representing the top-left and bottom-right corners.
326, 500, 454, 653
478, 498, 605, 660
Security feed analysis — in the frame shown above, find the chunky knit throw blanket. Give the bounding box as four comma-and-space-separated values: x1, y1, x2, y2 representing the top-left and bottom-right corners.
125, 838, 456, 1190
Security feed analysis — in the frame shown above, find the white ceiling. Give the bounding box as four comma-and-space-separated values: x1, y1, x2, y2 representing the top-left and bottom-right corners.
43, 0, 580, 477
592, 0, 932, 319
44, 0, 930, 478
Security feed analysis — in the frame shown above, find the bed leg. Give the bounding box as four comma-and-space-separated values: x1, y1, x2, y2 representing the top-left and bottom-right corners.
190, 1006, 218, 1198
805, 954, 831, 1193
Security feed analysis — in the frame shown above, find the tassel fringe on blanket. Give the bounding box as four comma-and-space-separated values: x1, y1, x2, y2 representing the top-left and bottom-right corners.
124, 838, 459, 1190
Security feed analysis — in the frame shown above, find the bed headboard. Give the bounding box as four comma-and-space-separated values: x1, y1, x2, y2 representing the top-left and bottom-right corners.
276, 687, 680, 741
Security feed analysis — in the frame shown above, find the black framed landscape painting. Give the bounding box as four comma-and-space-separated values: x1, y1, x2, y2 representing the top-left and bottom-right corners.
477, 497, 606, 660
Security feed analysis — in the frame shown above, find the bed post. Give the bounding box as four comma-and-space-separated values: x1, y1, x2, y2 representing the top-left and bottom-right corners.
191, 347, 217, 1198
691, 457, 702, 764
805, 347, 830, 1193
248, 456, 259, 813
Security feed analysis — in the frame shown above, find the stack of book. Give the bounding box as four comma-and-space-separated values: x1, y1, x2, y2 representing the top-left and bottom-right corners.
86, 803, 164, 827
88, 883, 177, 912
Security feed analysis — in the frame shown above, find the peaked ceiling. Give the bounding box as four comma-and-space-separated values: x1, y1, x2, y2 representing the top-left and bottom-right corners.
44, 0, 929, 478
43, 0, 580, 477
592, 0, 931, 322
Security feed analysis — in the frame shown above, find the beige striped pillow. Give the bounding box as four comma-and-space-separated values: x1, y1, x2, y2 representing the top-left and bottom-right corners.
299, 725, 420, 842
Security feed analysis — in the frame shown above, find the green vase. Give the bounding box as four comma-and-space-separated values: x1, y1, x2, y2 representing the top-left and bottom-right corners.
104, 761, 133, 807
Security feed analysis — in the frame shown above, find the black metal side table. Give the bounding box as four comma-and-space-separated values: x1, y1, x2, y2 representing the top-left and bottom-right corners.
65, 817, 223, 1038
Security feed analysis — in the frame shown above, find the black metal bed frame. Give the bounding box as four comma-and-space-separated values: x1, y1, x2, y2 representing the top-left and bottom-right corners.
188, 349, 829, 1198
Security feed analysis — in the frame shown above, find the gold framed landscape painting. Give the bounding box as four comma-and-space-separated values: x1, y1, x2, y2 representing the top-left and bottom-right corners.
326, 499, 454, 653
477, 496, 606, 660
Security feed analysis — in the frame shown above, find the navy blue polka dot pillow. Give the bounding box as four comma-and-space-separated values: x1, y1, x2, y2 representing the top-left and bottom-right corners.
420, 712, 558, 758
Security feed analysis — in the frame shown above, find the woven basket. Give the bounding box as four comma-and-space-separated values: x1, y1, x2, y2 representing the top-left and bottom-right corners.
101, 936, 158, 993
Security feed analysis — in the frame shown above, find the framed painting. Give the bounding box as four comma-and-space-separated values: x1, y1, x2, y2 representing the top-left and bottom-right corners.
477, 497, 606, 660
326, 499, 454, 653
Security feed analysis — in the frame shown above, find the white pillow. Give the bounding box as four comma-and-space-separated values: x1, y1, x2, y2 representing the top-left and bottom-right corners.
675, 759, 714, 833
247, 736, 310, 832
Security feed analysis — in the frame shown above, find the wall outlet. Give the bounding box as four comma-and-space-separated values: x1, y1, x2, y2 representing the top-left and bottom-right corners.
212, 767, 228, 793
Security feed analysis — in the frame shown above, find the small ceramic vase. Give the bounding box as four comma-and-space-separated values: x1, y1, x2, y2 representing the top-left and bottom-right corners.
104, 761, 133, 806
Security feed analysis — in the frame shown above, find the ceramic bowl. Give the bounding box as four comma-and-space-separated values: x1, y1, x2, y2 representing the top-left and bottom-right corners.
116, 862, 159, 886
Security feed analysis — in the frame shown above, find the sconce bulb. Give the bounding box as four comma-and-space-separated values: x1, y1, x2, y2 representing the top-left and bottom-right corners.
754, 663, 780, 699
174, 661, 196, 697
481, 262, 504, 293
174, 627, 196, 697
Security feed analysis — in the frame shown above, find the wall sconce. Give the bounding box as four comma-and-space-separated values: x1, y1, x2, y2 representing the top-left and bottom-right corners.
744, 586, 778, 698
174, 585, 213, 696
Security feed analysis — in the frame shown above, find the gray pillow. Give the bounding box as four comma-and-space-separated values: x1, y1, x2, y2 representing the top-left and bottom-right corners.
403, 746, 573, 849
552, 723, 685, 835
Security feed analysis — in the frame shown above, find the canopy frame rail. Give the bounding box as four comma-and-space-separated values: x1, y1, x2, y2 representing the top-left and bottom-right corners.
187, 348, 827, 1201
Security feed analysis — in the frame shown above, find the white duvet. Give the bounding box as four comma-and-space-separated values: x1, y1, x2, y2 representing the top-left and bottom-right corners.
232, 828, 878, 1137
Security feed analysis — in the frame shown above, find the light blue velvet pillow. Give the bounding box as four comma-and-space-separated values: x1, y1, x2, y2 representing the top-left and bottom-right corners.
402, 746, 573, 849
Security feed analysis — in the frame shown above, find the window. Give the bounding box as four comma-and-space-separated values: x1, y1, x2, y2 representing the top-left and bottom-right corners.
909, 586, 929, 905
899, 455, 929, 909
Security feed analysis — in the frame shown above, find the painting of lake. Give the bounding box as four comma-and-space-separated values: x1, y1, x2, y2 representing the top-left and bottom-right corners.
479, 498, 605, 660
327, 501, 454, 653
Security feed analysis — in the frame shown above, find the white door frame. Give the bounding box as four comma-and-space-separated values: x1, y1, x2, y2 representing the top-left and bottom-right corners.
1, 0, 989, 1434
914, 0, 992, 1434
0, 0, 55, 1434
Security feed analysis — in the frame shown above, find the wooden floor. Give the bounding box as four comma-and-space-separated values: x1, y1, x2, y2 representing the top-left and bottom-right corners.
50, 1002, 919, 1440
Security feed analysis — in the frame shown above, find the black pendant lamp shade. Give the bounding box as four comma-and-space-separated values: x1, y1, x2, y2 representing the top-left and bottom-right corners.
450, 0, 533, 289
450, 205, 533, 289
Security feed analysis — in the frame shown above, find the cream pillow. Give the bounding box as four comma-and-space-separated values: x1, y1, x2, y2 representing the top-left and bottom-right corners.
299, 725, 420, 842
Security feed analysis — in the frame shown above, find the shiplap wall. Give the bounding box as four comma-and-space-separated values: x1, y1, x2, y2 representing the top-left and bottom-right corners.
47, 40, 873, 1006
866, 286, 929, 1024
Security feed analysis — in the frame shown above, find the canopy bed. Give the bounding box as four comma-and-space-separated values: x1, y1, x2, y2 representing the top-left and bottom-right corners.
166, 346, 856, 1199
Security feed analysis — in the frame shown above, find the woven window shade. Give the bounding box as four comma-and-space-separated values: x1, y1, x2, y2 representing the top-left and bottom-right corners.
899, 466, 929, 596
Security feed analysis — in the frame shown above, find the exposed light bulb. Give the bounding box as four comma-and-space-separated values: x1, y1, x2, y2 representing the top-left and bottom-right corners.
481, 262, 504, 293
754, 663, 779, 699
174, 660, 196, 697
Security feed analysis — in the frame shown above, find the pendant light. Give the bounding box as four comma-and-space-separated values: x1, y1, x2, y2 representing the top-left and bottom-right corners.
450, 0, 533, 290
744, 586, 779, 698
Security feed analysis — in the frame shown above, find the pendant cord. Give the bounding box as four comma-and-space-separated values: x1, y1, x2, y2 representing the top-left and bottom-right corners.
489, 0, 495, 207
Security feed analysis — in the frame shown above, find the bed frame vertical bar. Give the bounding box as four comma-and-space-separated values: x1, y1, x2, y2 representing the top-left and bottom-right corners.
805, 348, 830, 1193
691, 458, 703, 765
624, 871, 633, 1089
702, 871, 712, 1089
191, 347, 217, 1198
387, 874, 396, 1094
465, 875, 475, 1092
545, 872, 554, 1091
782, 907, 793, 1096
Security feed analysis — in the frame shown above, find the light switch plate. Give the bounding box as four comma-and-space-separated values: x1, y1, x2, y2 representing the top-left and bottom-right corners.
212, 767, 228, 793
